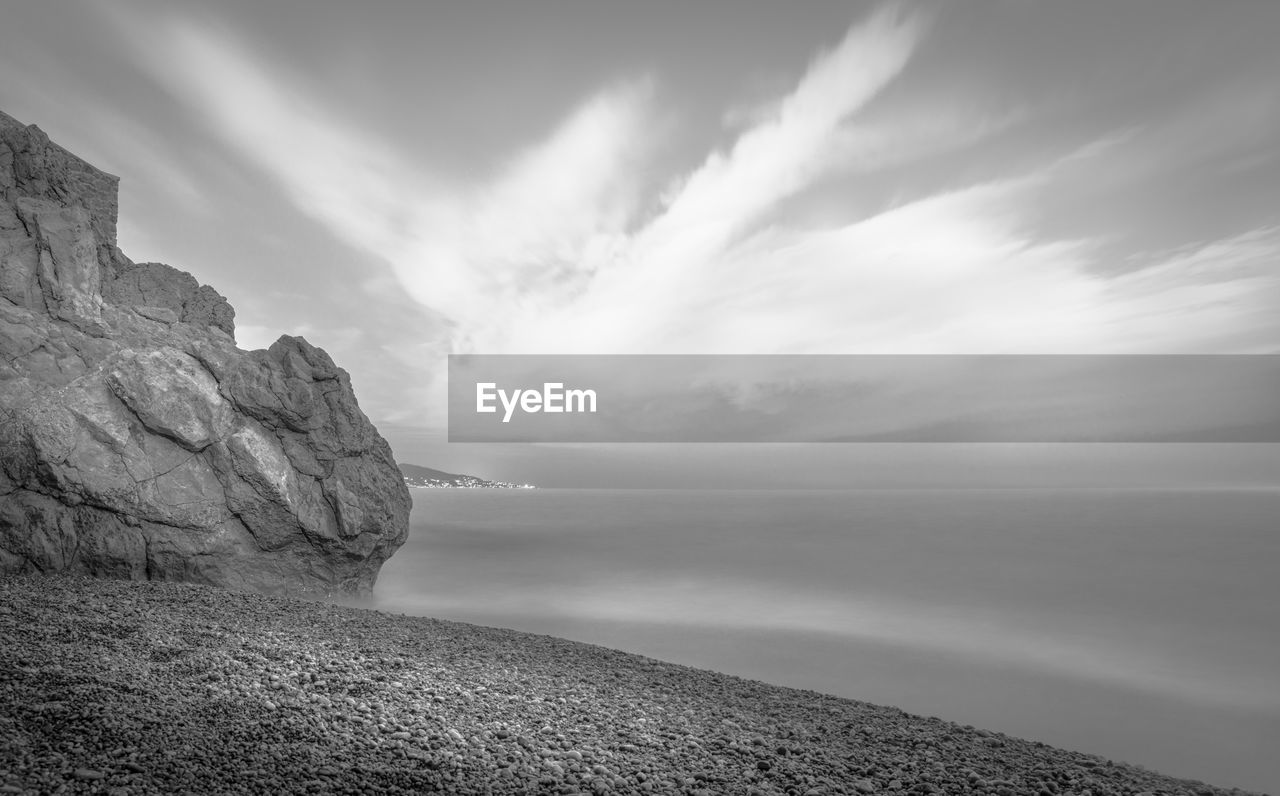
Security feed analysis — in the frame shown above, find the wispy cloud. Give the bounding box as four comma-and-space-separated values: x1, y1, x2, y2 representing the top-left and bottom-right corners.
1102, 227, 1280, 353
640, 6, 925, 259
392, 81, 655, 337
460, 5, 933, 354
111, 1, 1280, 428
153, 18, 410, 251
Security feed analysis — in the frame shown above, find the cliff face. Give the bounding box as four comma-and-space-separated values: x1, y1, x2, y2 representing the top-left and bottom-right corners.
0, 110, 410, 595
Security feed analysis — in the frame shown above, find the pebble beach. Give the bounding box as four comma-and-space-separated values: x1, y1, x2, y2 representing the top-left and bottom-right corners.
0, 574, 1260, 796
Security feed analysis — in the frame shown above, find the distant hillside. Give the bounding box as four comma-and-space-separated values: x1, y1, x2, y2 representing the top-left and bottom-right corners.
398, 463, 533, 489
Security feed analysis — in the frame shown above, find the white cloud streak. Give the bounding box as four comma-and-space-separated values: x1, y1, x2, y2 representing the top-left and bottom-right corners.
119, 1, 1280, 419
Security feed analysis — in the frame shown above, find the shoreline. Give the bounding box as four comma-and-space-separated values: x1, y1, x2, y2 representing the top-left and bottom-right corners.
0, 574, 1260, 795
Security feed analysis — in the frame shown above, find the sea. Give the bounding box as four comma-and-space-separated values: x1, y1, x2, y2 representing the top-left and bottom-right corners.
373, 487, 1280, 793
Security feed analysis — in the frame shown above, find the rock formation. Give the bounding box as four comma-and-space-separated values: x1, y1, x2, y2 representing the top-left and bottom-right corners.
0, 109, 410, 595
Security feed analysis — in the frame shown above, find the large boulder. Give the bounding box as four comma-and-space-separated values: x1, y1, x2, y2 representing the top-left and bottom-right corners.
0, 109, 410, 596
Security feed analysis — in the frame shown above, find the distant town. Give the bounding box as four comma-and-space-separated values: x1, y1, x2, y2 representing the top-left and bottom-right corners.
398, 463, 535, 489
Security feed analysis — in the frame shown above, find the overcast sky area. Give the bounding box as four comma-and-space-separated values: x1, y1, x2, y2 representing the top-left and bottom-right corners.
2, 1, 1278, 485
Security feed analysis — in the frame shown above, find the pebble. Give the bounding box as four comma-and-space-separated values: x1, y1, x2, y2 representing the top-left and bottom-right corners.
0, 574, 1252, 796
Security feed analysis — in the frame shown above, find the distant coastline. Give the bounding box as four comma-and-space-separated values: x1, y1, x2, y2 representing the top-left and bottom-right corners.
399, 462, 535, 489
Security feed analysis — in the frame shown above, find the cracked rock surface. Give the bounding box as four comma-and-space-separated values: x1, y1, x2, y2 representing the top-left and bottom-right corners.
0, 109, 409, 596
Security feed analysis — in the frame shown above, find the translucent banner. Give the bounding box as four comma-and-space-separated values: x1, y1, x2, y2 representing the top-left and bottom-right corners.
447, 355, 1280, 443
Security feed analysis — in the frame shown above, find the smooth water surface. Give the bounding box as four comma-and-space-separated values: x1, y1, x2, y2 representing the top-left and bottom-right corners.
375, 488, 1280, 792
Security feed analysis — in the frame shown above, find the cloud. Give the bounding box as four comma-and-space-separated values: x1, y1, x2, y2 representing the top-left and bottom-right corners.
150, 18, 411, 252
126, 12, 656, 344
1102, 227, 1280, 353
112, 2, 1280, 432
460, 4, 931, 354
389, 80, 655, 342
640, 5, 926, 259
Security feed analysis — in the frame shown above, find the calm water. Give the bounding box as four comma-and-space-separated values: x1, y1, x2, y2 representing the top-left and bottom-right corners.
374, 488, 1280, 793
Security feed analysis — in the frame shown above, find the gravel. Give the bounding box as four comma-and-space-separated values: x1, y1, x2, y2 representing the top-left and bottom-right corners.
0, 574, 1260, 796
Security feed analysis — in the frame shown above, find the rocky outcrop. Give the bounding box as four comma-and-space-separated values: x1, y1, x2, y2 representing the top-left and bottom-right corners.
103, 260, 236, 337
0, 109, 410, 596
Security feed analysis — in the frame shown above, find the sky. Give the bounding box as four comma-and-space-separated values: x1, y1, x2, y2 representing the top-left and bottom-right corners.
2, 0, 1278, 485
